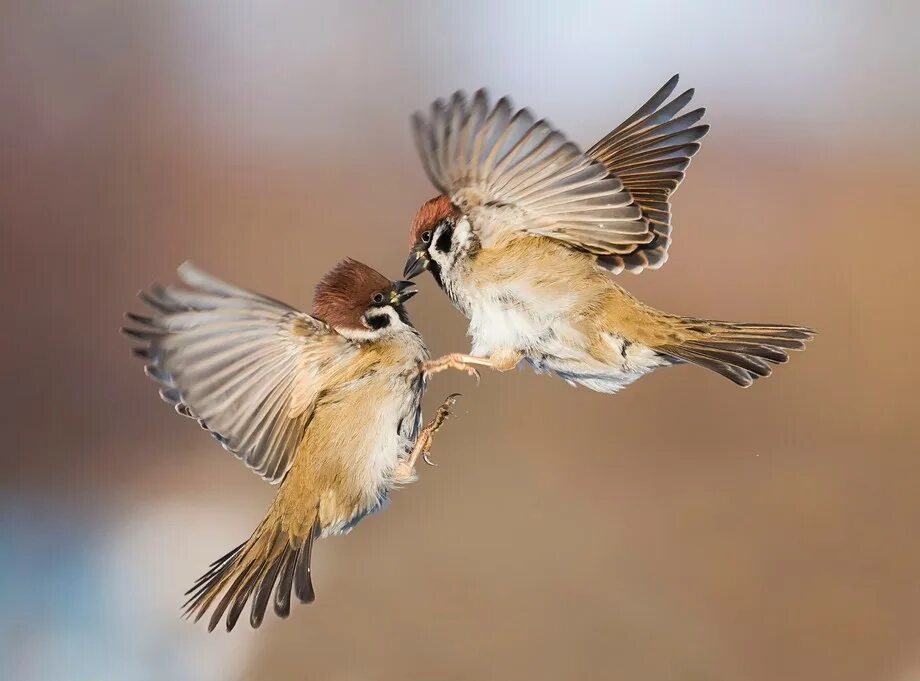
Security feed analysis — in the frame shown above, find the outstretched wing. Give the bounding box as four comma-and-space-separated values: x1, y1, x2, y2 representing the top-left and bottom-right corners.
411, 76, 707, 272
123, 263, 356, 483
412, 90, 651, 255
588, 75, 709, 273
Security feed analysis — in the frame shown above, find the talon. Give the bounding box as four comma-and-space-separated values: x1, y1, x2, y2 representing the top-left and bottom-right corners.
423, 451, 437, 467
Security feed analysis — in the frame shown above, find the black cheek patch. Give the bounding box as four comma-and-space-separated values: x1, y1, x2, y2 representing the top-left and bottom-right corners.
435, 225, 453, 254
366, 314, 391, 330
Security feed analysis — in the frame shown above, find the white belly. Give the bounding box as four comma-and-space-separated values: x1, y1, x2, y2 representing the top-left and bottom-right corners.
460, 286, 671, 394
463, 282, 577, 358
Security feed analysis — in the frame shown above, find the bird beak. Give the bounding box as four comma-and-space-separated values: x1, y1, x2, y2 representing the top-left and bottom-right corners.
390, 280, 418, 305
403, 250, 429, 279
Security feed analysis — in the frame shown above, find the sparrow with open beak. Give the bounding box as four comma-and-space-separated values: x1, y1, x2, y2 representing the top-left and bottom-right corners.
406, 76, 813, 390
123, 259, 466, 631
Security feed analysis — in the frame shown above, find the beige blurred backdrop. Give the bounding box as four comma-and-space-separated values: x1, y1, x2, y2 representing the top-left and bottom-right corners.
2, 2, 919, 680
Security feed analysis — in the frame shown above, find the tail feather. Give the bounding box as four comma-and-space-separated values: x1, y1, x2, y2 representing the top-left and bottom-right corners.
225, 565, 260, 631
208, 559, 260, 632
294, 531, 317, 603
273, 549, 298, 619
660, 319, 814, 387
249, 553, 286, 628
184, 512, 319, 632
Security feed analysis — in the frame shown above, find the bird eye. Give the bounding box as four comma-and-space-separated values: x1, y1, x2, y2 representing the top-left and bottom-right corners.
372, 292, 385, 304
421, 231, 432, 243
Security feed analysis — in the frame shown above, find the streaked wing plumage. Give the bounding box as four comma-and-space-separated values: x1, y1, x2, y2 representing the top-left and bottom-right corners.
412, 90, 650, 253
588, 75, 709, 273
412, 77, 708, 271
124, 262, 356, 483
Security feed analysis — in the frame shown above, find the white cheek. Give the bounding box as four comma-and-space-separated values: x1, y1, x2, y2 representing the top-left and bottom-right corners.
369, 307, 415, 336
335, 308, 401, 342
454, 216, 472, 242
371, 307, 400, 331
431, 245, 451, 270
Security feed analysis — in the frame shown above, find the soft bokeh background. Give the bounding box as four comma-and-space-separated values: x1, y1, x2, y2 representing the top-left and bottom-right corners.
2, 2, 918, 680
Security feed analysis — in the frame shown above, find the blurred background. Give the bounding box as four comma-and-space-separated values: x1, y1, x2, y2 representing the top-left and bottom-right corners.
2, 1, 919, 680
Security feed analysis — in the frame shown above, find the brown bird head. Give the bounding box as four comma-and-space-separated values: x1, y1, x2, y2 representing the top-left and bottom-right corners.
313, 259, 417, 336
404, 195, 462, 280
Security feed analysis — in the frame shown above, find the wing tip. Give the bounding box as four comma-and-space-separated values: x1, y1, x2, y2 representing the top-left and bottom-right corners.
176, 260, 203, 285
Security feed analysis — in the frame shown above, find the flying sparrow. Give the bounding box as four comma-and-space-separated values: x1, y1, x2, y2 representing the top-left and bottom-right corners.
405, 76, 813, 390
123, 260, 465, 631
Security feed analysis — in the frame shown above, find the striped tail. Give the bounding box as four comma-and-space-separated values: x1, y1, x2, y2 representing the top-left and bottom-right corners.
183, 509, 319, 632
659, 318, 815, 387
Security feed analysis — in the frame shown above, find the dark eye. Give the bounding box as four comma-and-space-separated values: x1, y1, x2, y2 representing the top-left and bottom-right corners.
421, 231, 432, 243
372, 292, 385, 304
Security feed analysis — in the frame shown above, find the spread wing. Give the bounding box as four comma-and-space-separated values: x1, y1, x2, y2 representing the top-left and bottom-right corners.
123, 263, 357, 483
587, 75, 708, 273
411, 76, 707, 273
411, 90, 651, 255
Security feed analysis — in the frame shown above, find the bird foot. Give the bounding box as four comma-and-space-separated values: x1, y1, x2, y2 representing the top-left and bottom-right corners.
399, 393, 461, 479
422, 354, 481, 382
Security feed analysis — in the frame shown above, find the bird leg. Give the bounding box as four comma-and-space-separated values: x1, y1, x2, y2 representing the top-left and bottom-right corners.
422, 351, 522, 380
395, 393, 461, 482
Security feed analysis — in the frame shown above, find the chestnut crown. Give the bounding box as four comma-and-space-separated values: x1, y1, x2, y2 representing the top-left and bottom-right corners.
409, 195, 458, 247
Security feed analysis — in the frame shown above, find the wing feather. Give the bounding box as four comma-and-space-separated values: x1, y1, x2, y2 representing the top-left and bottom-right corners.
124, 263, 355, 483
412, 77, 708, 273
588, 76, 709, 273
412, 91, 646, 253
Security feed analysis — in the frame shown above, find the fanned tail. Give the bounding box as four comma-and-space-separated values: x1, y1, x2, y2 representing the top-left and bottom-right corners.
183, 508, 319, 632
659, 318, 815, 387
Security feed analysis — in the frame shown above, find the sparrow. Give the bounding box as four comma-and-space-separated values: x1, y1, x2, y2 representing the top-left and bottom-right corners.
405, 76, 813, 390
123, 259, 466, 631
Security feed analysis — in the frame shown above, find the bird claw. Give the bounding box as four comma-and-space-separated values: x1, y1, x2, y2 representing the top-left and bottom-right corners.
423, 450, 438, 467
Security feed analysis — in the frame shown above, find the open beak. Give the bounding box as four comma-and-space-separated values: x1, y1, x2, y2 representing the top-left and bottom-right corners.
403, 250, 430, 279
390, 280, 418, 305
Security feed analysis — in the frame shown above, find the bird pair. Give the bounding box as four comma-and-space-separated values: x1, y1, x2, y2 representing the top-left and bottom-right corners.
125, 76, 813, 632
